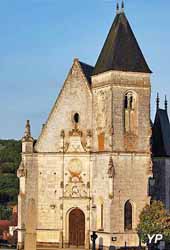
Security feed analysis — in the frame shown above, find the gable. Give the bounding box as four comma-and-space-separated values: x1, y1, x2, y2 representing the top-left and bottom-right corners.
34, 59, 92, 153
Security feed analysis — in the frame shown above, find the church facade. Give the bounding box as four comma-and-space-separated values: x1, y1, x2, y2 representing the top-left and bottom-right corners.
17, 4, 152, 249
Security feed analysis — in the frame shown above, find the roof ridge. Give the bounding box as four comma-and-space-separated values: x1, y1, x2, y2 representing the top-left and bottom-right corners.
79, 60, 94, 68
79, 60, 94, 85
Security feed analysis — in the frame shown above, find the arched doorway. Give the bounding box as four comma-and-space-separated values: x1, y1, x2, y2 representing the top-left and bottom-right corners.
69, 208, 85, 247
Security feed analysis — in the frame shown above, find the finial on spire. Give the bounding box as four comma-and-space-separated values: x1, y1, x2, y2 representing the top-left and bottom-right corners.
156, 93, 160, 111
24, 120, 31, 138
121, 0, 124, 11
165, 95, 168, 112
116, 1, 119, 14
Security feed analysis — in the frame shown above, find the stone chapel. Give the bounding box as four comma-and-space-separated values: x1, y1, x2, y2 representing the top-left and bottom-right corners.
17, 3, 152, 249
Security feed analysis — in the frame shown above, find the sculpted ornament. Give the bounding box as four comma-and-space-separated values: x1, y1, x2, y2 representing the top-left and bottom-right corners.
17, 162, 26, 178
85, 129, 92, 151
108, 156, 115, 178
67, 125, 86, 152
68, 159, 82, 177
64, 159, 87, 198
65, 183, 87, 198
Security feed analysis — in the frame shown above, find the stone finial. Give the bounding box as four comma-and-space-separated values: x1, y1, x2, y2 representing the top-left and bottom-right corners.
116, 2, 119, 14
121, 0, 124, 12
165, 95, 168, 112
156, 93, 160, 111
24, 120, 31, 138
22, 120, 33, 152
108, 156, 115, 178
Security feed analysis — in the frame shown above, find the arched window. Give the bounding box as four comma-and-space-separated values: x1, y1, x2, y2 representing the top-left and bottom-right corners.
124, 92, 137, 134
124, 200, 132, 230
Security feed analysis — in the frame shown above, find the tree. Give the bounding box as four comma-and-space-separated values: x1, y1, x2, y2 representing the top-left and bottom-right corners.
0, 205, 12, 220
137, 200, 170, 244
0, 140, 21, 218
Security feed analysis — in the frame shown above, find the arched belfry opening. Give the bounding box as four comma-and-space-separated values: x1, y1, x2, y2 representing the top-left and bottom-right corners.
124, 92, 137, 134
69, 208, 85, 247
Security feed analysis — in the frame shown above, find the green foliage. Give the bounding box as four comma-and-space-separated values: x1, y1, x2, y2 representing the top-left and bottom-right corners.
137, 200, 170, 243
0, 140, 21, 208
0, 205, 12, 220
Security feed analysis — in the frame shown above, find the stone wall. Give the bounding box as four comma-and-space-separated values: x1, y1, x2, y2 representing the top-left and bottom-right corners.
18, 67, 152, 249
35, 59, 92, 153
92, 71, 151, 153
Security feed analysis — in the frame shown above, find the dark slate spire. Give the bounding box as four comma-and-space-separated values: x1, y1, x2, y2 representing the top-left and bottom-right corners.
93, 10, 152, 75
152, 109, 170, 157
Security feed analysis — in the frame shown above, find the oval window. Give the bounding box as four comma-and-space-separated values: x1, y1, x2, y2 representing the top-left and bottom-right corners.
74, 113, 79, 123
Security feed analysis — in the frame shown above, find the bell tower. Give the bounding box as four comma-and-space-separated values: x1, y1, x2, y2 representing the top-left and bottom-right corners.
91, 3, 152, 247
92, 4, 151, 154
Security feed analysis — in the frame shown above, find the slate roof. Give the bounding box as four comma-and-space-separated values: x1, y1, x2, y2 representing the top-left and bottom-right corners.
93, 12, 152, 75
79, 61, 94, 85
152, 109, 170, 157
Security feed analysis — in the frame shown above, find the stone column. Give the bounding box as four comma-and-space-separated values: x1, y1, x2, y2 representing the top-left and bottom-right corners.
24, 198, 36, 250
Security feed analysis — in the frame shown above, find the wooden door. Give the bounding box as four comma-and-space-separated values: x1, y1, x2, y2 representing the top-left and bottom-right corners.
69, 208, 85, 246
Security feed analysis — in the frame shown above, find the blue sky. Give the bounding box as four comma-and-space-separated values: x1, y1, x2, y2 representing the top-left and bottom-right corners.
0, 0, 170, 139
